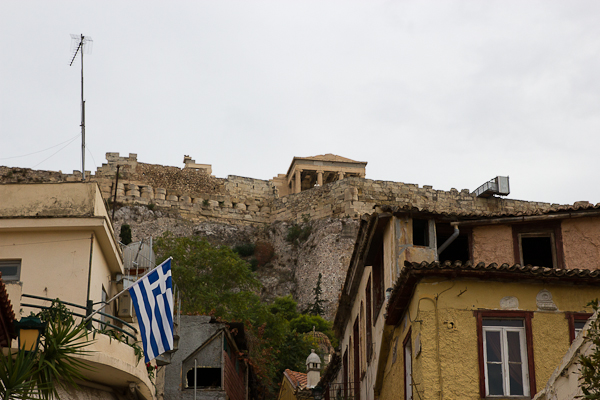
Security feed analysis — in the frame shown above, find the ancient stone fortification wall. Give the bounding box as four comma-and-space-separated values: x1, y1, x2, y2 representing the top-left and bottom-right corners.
1, 152, 556, 227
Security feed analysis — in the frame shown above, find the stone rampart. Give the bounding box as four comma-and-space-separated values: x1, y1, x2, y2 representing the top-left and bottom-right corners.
1, 152, 557, 227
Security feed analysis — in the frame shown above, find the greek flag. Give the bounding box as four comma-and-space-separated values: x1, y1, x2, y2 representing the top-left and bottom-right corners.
128, 258, 174, 363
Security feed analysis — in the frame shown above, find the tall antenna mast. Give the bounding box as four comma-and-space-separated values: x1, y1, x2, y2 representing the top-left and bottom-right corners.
70, 34, 93, 181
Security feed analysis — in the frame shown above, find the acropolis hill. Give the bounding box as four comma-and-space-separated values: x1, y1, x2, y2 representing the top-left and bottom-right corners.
0, 152, 575, 318
0, 152, 561, 223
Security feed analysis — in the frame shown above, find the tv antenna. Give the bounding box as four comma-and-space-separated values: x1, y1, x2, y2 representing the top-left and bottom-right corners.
69, 34, 93, 181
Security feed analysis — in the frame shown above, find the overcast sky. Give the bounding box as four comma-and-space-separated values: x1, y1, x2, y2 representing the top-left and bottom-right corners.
2, 1, 600, 205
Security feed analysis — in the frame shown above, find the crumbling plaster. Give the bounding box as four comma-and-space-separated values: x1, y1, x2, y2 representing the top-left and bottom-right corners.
471, 224, 515, 265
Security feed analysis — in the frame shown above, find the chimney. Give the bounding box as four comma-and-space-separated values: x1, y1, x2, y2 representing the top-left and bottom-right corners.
306, 349, 321, 388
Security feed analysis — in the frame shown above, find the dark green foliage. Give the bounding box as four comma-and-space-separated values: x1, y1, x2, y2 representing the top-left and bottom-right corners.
289, 314, 337, 348
233, 242, 256, 257
579, 300, 600, 398
305, 273, 325, 316
147, 202, 156, 211
120, 224, 132, 245
269, 295, 300, 322
248, 258, 259, 271
286, 221, 312, 245
154, 233, 261, 320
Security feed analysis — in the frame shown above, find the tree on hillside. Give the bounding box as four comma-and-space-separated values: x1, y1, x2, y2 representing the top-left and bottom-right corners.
305, 272, 325, 316
154, 233, 261, 320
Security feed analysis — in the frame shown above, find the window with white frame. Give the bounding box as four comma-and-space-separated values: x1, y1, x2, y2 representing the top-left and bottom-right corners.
0, 260, 21, 281
483, 319, 529, 397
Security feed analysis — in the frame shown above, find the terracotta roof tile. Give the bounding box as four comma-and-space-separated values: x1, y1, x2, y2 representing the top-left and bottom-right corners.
379, 202, 600, 219
284, 369, 307, 390
0, 273, 16, 347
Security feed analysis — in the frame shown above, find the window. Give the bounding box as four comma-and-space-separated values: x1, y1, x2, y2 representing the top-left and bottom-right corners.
412, 219, 429, 246
186, 367, 221, 388
513, 223, 563, 268
404, 329, 412, 400
365, 276, 373, 363
0, 260, 21, 281
566, 312, 592, 343
436, 223, 471, 263
475, 311, 535, 398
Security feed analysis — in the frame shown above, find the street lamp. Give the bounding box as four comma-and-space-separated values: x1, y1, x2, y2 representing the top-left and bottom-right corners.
14, 316, 46, 352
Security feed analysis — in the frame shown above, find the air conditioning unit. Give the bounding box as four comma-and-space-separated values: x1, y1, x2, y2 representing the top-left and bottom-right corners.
118, 290, 135, 319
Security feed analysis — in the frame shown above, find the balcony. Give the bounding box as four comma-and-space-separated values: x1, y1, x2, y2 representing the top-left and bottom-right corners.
19, 293, 154, 400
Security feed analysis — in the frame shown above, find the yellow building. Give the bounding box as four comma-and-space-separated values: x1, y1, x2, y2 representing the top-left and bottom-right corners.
0, 182, 154, 400
277, 369, 309, 400
324, 205, 600, 400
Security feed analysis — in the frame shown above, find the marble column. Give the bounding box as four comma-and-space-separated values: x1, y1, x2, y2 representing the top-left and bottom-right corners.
317, 170, 323, 186
338, 171, 345, 180
295, 169, 303, 194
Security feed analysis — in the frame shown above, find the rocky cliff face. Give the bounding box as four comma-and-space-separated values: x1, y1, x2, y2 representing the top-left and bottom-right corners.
114, 206, 358, 320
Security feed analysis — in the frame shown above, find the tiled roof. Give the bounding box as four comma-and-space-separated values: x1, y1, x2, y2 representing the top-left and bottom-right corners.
385, 260, 600, 326
0, 273, 16, 347
284, 369, 307, 390
378, 201, 600, 219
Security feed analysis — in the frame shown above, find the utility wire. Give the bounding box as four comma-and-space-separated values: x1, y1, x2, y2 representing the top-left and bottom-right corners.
32, 135, 80, 168
0, 133, 80, 161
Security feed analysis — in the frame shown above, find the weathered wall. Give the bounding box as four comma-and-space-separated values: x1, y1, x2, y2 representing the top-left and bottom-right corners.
561, 216, 600, 268
378, 278, 600, 400
471, 224, 515, 264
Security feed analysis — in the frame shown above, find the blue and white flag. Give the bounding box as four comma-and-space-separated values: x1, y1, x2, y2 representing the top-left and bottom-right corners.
128, 258, 174, 363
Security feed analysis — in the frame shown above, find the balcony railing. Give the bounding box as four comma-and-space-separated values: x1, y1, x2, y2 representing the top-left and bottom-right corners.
21, 293, 138, 342
324, 382, 357, 400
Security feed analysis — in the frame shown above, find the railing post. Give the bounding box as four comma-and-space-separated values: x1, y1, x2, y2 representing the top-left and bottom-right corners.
86, 299, 94, 330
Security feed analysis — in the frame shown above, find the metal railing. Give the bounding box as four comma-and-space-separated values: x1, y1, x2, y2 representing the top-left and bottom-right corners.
21, 293, 138, 341
325, 382, 356, 400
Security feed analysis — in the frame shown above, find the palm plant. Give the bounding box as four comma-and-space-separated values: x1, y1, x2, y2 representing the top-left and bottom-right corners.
0, 300, 94, 400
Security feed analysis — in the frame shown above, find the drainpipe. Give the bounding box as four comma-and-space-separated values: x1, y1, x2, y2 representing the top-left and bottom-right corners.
437, 226, 459, 257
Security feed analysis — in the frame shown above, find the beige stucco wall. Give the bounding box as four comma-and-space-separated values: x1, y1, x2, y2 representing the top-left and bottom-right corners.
471, 224, 514, 264
561, 216, 600, 269
0, 229, 113, 319
0, 182, 102, 218
378, 278, 600, 400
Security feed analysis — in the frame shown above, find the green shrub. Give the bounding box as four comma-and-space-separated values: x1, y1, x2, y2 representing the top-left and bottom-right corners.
286, 222, 312, 245
233, 243, 256, 257
248, 258, 259, 271
120, 224, 132, 245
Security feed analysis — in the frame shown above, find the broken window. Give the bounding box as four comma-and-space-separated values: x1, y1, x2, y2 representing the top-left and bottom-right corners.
513, 223, 563, 268
436, 223, 471, 263
412, 219, 429, 246
186, 367, 222, 389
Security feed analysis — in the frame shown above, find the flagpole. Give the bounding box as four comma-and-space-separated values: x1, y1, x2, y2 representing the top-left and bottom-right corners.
83, 257, 173, 323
